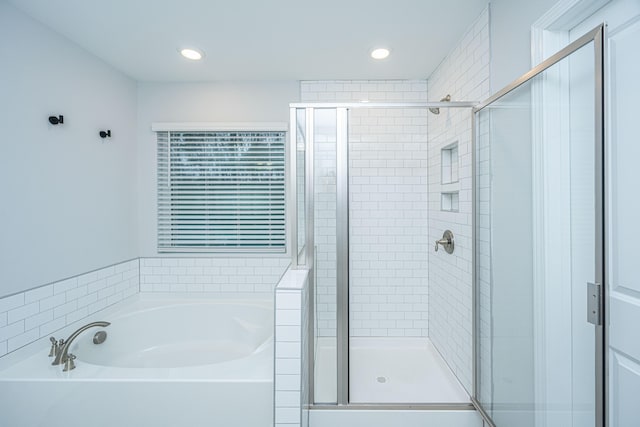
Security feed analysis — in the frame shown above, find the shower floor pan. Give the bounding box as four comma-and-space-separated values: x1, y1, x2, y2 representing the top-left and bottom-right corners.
314, 337, 469, 404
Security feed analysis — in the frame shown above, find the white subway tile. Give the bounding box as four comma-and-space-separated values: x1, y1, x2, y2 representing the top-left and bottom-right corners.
0, 321, 24, 341
39, 316, 66, 337
24, 285, 53, 304
276, 358, 300, 375
142, 258, 161, 267
275, 408, 300, 424
275, 374, 301, 391
276, 309, 301, 326
66, 285, 88, 301
8, 328, 39, 352
97, 266, 116, 279
54, 301, 77, 319
276, 342, 301, 359
0, 293, 25, 313
106, 274, 124, 286
275, 390, 301, 407
7, 302, 39, 324
276, 292, 301, 310
97, 286, 115, 300
66, 307, 89, 324
53, 278, 77, 294
77, 271, 98, 286
161, 258, 179, 267
24, 310, 53, 330
86, 299, 108, 314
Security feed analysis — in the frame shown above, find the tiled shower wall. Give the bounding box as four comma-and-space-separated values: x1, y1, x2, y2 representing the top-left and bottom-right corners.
301, 81, 429, 337
427, 7, 490, 392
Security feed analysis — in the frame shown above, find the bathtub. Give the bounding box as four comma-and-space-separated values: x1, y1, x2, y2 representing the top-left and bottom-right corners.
0, 294, 274, 427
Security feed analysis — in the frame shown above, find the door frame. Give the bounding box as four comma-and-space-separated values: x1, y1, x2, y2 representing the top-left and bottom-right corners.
471, 24, 606, 427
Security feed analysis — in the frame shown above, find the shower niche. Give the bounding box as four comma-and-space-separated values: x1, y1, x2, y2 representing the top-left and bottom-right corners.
440, 141, 459, 212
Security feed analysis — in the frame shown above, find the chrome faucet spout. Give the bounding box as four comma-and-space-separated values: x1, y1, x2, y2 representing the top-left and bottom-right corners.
51, 321, 110, 366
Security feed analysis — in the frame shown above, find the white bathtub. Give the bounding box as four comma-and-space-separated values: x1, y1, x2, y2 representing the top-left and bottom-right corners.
0, 294, 274, 427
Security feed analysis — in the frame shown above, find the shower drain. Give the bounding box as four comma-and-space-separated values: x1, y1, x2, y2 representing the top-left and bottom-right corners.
376, 376, 388, 383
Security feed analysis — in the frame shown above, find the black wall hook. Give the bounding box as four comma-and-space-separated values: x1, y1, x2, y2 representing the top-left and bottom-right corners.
48, 115, 64, 125
99, 130, 111, 138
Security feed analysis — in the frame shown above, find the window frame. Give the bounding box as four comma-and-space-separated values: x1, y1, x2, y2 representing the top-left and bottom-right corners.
152, 122, 288, 254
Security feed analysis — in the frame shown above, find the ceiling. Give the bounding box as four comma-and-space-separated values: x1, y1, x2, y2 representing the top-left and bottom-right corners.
9, 0, 488, 82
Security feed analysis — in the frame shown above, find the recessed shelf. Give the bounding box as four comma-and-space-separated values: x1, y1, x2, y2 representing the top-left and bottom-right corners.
441, 191, 459, 212
441, 142, 459, 185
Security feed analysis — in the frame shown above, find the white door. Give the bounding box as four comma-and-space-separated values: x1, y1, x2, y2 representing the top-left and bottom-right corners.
571, 1, 640, 426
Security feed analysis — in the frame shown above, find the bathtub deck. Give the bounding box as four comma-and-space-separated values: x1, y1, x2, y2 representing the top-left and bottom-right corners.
314, 337, 469, 403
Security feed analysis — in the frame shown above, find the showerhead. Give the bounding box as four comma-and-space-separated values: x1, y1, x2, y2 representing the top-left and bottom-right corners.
429, 94, 451, 115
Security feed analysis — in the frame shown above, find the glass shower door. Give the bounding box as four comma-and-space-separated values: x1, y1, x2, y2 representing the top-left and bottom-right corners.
474, 27, 604, 427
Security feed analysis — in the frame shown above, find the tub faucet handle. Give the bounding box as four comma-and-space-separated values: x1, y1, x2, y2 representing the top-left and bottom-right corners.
48, 337, 58, 357
63, 353, 76, 372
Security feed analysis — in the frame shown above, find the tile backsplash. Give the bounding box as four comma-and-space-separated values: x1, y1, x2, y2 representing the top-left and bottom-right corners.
0, 259, 139, 358
0, 256, 291, 359
139, 257, 291, 293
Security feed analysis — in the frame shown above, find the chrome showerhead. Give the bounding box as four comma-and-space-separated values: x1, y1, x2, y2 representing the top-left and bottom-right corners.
429, 94, 451, 114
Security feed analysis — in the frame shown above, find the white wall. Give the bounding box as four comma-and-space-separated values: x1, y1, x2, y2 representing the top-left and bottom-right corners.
489, 0, 559, 91
136, 81, 299, 256
0, 2, 138, 298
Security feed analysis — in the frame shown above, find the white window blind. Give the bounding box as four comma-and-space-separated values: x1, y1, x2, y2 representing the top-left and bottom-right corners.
157, 130, 286, 252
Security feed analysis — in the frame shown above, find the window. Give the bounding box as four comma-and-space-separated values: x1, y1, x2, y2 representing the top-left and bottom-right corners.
156, 128, 286, 252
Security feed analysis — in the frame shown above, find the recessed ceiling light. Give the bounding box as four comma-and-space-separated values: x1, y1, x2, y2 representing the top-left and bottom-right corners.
179, 48, 204, 61
370, 48, 390, 60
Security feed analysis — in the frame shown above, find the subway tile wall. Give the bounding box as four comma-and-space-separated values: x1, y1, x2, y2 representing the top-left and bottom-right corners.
301, 81, 430, 338
274, 269, 310, 427
349, 107, 429, 337
0, 256, 291, 360
0, 259, 139, 358
427, 7, 490, 392
139, 257, 291, 293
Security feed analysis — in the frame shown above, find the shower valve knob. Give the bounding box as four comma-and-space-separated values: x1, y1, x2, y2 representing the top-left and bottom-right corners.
434, 230, 455, 254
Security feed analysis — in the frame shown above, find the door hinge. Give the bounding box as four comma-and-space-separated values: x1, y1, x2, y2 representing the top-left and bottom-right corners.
587, 282, 602, 325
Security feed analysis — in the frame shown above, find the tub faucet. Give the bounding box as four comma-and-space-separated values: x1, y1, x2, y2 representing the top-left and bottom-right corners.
51, 321, 110, 367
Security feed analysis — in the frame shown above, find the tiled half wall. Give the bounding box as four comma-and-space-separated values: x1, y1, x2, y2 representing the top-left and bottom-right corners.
0, 256, 291, 359
0, 259, 139, 358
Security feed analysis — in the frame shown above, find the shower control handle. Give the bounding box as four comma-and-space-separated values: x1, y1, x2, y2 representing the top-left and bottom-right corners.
435, 238, 448, 251
434, 230, 455, 254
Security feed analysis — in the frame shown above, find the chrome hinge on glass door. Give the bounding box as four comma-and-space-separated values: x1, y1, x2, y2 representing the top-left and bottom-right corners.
587, 282, 602, 325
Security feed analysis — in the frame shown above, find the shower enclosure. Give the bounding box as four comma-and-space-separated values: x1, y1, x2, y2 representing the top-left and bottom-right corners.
289, 101, 476, 408
288, 24, 605, 427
